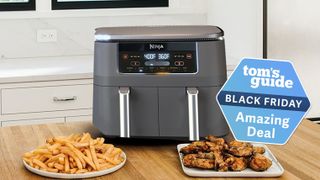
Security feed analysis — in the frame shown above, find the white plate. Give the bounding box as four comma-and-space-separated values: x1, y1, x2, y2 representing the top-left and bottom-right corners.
177, 143, 284, 177
23, 152, 126, 179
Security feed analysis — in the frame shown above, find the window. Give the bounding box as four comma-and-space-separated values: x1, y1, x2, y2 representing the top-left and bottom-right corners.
52, 0, 169, 10
0, 0, 35, 11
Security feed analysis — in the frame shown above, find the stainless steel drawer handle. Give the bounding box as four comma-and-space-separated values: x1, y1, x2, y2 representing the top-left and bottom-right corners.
187, 88, 199, 141
119, 87, 130, 138
53, 96, 77, 102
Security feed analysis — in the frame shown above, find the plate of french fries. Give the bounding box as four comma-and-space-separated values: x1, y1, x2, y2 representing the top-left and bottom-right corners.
22, 133, 126, 179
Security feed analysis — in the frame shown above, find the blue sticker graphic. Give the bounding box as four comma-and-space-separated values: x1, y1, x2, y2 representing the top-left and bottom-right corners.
216, 58, 310, 145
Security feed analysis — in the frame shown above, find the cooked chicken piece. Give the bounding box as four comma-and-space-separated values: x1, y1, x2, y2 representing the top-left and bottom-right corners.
249, 154, 272, 171
229, 140, 253, 148
180, 141, 209, 154
205, 135, 226, 146
212, 151, 228, 172
228, 146, 253, 157
225, 154, 248, 171
227, 140, 253, 157
197, 152, 215, 159
182, 154, 215, 169
204, 135, 229, 152
205, 141, 225, 152
253, 146, 265, 154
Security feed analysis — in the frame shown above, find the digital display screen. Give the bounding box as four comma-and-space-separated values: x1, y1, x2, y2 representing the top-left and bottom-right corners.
144, 53, 157, 60
158, 53, 170, 60
144, 53, 170, 60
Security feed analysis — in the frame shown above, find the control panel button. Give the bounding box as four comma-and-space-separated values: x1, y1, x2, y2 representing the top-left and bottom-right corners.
130, 61, 140, 66
174, 61, 185, 66
122, 54, 129, 60
186, 53, 193, 59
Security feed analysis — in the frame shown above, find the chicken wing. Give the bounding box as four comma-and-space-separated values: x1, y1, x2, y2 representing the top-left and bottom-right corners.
228, 140, 253, 157
182, 154, 215, 169
228, 146, 253, 157
205, 135, 229, 152
180, 141, 209, 154
249, 154, 272, 171
253, 146, 265, 154
224, 154, 248, 171
228, 140, 253, 148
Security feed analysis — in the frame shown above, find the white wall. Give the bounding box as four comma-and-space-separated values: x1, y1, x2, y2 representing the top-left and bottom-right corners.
0, 0, 264, 61
0, 0, 207, 59
268, 0, 319, 117
207, 0, 263, 68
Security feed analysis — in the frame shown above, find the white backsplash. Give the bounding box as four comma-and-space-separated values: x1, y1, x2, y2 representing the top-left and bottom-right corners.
0, 14, 206, 59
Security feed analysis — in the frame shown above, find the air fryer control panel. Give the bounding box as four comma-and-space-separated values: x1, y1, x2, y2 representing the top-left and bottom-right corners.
118, 42, 197, 73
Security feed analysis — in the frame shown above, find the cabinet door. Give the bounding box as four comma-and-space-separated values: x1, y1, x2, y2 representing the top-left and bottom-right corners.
159, 88, 188, 137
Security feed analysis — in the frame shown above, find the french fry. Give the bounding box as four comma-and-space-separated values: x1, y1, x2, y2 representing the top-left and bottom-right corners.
64, 155, 70, 173
33, 149, 51, 154
48, 143, 61, 152
65, 143, 96, 170
33, 159, 48, 169
58, 157, 64, 165
79, 133, 90, 143
105, 156, 118, 165
45, 153, 65, 164
47, 168, 59, 173
54, 163, 64, 171
76, 169, 88, 174
47, 162, 54, 168
70, 168, 77, 174
90, 140, 100, 170
60, 149, 83, 170
70, 161, 74, 169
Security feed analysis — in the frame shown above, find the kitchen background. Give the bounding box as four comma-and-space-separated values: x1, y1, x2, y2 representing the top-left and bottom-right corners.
0, 0, 318, 119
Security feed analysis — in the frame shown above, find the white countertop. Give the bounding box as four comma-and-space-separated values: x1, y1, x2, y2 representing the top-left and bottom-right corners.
0, 56, 93, 84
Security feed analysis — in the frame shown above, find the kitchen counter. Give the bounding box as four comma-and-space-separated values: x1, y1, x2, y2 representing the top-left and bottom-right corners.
0, 119, 319, 180
0, 56, 93, 84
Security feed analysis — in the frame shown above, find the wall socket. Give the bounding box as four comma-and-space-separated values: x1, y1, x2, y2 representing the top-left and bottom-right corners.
37, 29, 57, 42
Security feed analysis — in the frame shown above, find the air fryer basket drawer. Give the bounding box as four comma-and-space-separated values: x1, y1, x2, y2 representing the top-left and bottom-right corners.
130, 87, 159, 136
159, 88, 188, 137
198, 87, 229, 137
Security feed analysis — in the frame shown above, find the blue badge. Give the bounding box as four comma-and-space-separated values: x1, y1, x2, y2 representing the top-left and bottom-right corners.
216, 58, 310, 145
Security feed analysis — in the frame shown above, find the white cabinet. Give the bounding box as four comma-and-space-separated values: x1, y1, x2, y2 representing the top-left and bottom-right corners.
0, 79, 93, 127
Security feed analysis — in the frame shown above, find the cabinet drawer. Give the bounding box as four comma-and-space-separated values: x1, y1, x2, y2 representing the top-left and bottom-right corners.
1, 117, 65, 127
1, 84, 92, 114
66, 115, 92, 123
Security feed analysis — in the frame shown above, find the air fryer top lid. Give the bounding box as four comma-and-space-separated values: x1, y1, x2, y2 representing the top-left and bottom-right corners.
95, 25, 224, 41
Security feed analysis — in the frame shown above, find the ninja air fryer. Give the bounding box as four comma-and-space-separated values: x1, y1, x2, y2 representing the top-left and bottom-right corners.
93, 26, 229, 140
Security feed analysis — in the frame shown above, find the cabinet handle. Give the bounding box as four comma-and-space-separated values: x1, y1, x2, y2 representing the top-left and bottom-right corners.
53, 96, 77, 102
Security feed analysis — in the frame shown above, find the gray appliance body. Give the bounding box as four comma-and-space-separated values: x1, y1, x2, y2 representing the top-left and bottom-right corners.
93, 26, 229, 140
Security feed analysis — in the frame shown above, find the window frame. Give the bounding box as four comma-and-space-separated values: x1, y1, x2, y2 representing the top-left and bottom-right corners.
51, 0, 169, 10
0, 0, 35, 11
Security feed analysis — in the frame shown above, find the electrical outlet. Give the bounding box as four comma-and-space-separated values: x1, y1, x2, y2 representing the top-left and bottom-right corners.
37, 29, 57, 42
